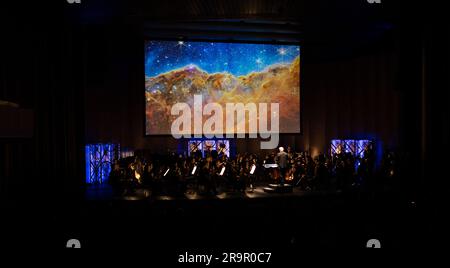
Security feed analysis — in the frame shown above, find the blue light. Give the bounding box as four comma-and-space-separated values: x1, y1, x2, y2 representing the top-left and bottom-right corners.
85, 146, 90, 184
344, 140, 356, 154
187, 138, 231, 157
356, 140, 371, 158
331, 139, 373, 159
331, 139, 341, 148
85, 143, 119, 184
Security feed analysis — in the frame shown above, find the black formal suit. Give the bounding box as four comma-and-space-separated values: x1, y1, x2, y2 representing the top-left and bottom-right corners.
276, 151, 288, 185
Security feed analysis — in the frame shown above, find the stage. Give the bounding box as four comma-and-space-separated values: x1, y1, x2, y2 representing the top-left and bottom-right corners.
85, 183, 320, 201
2, 0, 447, 253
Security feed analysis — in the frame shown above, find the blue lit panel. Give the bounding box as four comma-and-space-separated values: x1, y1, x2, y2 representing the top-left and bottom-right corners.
203, 140, 217, 155
187, 139, 230, 157
331, 139, 373, 159
356, 140, 371, 158
85, 143, 119, 184
188, 140, 203, 156
331, 139, 345, 155
344, 140, 356, 154
216, 140, 230, 157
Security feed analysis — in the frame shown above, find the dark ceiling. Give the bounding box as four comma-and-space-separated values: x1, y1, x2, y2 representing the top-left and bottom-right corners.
140, 0, 301, 21
63, 0, 423, 45
1, 0, 443, 58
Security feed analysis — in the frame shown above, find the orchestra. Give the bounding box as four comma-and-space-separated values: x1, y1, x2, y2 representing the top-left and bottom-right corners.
108, 143, 375, 197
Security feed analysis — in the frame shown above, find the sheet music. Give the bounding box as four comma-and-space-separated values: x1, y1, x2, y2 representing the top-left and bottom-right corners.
250, 164, 256, 174
163, 168, 170, 177
219, 166, 226, 176
263, 164, 278, 168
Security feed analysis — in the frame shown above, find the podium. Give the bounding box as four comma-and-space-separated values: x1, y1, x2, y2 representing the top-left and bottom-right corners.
262, 163, 293, 193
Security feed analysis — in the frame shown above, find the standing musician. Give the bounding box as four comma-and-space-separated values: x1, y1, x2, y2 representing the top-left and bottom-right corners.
218, 143, 227, 158
275, 147, 288, 185
190, 142, 203, 159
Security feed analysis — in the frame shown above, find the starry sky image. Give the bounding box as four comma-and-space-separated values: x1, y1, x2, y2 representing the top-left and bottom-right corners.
145, 40, 300, 77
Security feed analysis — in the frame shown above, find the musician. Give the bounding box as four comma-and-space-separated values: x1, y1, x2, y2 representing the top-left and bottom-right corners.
134, 157, 144, 184
142, 160, 154, 187
248, 158, 258, 191
200, 156, 217, 195
183, 157, 198, 194
172, 161, 186, 196
229, 159, 240, 191
218, 143, 227, 158
190, 142, 203, 159
236, 164, 247, 192
109, 161, 124, 196
287, 146, 294, 161
276, 147, 288, 185
204, 141, 214, 159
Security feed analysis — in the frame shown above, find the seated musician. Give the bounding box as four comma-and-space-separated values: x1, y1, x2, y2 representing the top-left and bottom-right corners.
142, 161, 154, 187
199, 156, 217, 195
204, 142, 213, 159
287, 146, 294, 160
227, 159, 238, 191
236, 166, 247, 192
109, 161, 124, 196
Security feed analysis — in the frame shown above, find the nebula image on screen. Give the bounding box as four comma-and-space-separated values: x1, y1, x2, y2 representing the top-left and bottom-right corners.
145, 40, 300, 135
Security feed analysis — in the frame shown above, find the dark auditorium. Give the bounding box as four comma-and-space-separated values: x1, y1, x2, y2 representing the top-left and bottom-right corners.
1, 0, 449, 257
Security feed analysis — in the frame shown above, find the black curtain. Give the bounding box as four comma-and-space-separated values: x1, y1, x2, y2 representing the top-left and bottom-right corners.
1, 3, 85, 206
31, 27, 86, 203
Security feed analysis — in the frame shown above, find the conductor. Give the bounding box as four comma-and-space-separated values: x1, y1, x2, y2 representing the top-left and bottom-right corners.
276, 147, 288, 185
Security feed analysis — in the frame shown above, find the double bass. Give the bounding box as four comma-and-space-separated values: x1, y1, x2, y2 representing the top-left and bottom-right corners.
285, 156, 297, 182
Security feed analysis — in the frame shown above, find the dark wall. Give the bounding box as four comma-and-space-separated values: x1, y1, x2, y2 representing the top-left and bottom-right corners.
83, 24, 183, 153
1, 2, 86, 204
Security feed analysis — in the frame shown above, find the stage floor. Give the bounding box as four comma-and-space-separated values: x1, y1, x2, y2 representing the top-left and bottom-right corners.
1, 180, 429, 250
85, 183, 331, 201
